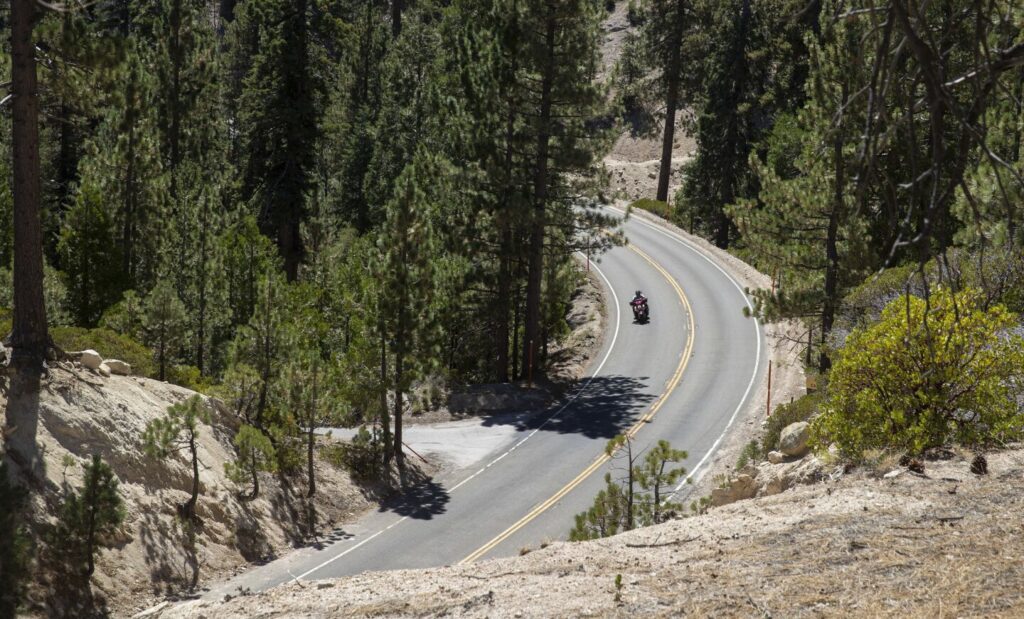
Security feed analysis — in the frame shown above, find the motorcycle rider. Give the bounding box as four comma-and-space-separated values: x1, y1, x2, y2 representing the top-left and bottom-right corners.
630, 290, 647, 307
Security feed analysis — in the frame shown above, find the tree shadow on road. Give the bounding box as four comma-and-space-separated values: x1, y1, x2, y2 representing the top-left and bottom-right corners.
377, 466, 449, 520
480, 374, 655, 440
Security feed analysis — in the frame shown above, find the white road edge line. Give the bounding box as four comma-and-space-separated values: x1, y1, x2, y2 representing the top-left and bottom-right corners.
293, 255, 622, 581
606, 206, 764, 500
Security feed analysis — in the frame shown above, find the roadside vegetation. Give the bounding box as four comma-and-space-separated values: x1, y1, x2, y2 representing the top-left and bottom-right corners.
3, 0, 1024, 615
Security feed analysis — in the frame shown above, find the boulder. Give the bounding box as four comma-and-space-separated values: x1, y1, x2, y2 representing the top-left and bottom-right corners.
710, 472, 759, 507
105, 359, 132, 376
80, 349, 103, 370
779, 421, 810, 457
767, 450, 786, 464
98, 363, 111, 377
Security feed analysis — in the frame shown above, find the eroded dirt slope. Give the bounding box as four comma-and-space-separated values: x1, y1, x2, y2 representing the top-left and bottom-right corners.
163, 447, 1024, 618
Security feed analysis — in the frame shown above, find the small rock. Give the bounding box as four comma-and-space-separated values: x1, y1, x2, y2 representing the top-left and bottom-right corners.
105, 359, 132, 376
80, 349, 103, 370
779, 422, 810, 457
97, 363, 111, 377
883, 469, 903, 479
767, 451, 786, 464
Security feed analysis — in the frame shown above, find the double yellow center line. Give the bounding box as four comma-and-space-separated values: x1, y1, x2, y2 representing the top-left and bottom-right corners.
458, 242, 695, 564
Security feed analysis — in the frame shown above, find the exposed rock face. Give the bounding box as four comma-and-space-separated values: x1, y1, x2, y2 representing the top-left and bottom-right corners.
711, 468, 759, 506
779, 421, 810, 457
105, 359, 132, 376
710, 457, 826, 507
80, 349, 103, 370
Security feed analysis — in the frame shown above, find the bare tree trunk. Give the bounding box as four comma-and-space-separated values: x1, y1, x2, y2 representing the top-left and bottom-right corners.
306, 363, 318, 497
8, 0, 48, 369
393, 304, 406, 469
391, 0, 403, 38
186, 428, 200, 518
820, 91, 845, 373
656, 1, 685, 203
522, 7, 556, 380
379, 318, 392, 462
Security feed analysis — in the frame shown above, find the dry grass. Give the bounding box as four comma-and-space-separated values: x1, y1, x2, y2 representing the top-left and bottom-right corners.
167, 447, 1024, 618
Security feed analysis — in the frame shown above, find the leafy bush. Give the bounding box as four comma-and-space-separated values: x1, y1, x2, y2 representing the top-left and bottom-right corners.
764, 392, 822, 453
813, 288, 1024, 458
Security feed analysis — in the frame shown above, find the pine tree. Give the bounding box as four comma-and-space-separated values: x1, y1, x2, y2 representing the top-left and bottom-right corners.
679, 0, 812, 247
143, 395, 211, 519
641, 0, 697, 202
143, 281, 187, 381
232, 0, 324, 279
76, 42, 167, 292
57, 182, 126, 326
378, 152, 445, 467
569, 435, 687, 540
8, 0, 50, 369
224, 423, 276, 499
52, 455, 125, 578
518, 0, 605, 379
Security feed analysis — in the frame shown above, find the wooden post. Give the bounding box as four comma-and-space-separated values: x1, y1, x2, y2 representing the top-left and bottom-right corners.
766, 359, 773, 417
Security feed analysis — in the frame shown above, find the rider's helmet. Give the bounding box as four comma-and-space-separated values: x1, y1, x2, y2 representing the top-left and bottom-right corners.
635, 290, 642, 297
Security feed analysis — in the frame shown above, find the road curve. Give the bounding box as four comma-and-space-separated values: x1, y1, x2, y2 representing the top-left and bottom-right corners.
203, 208, 765, 598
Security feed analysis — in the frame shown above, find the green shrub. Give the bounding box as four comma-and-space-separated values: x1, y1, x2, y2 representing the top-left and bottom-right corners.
52, 326, 157, 378
764, 392, 822, 453
166, 364, 214, 393
813, 288, 1024, 458
628, 198, 673, 222
735, 440, 763, 469
337, 426, 388, 479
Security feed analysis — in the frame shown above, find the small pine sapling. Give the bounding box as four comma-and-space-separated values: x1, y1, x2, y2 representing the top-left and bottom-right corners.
144, 395, 211, 519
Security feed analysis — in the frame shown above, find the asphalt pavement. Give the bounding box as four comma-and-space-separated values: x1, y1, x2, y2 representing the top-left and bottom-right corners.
203, 207, 764, 599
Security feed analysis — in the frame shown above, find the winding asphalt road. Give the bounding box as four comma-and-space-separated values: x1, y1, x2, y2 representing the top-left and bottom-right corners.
203, 207, 764, 599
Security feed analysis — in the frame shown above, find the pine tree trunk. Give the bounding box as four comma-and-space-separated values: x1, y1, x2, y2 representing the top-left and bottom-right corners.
393, 304, 406, 469
186, 428, 199, 518
196, 201, 209, 374
8, 0, 49, 369
379, 319, 392, 461
820, 95, 845, 373
218, 0, 236, 37
656, 1, 685, 203
85, 465, 98, 577
522, 7, 556, 380
249, 445, 260, 498
495, 223, 512, 382
392, 0, 403, 38
122, 76, 139, 284
306, 363, 318, 497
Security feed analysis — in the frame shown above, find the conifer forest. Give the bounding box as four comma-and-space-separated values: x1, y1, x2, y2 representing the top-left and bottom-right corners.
4, 0, 1024, 615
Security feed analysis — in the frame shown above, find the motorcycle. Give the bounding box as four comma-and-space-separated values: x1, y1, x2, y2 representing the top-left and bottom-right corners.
630, 298, 649, 323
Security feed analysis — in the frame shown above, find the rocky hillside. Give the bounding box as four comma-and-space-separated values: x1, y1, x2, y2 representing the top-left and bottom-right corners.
162, 445, 1024, 618
3, 359, 370, 617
